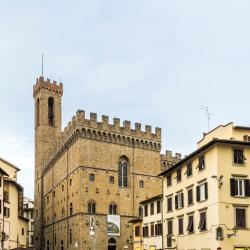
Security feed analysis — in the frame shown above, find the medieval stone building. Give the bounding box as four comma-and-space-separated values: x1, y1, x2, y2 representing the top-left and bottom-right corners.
33, 76, 179, 250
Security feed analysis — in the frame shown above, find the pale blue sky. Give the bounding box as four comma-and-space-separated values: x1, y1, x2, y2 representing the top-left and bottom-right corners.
0, 0, 250, 198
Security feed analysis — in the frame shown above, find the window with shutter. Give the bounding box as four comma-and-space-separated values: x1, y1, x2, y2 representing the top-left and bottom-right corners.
167, 175, 172, 186
167, 197, 172, 212
196, 186, 200, 202
198, 211, 206, 231
167, 236, 172, 247
167, 220, 173, 235
157, 200, 161, 213
188, 188, 193, 205
177, 169, 182, 182
235, 208, 246, 228
233, 149, 246, 164
150, 203, 154, 215
186, 163, 193, 177
151, 224, 154, 236
176, 193, 184, 209
245, 179, 250, 197
178, 217, 184, 234
135, 226, 140, 237
197, 183, 208, 202
232, 179, 247, 197
187, 214, 194, 233
198, 156, 205, 170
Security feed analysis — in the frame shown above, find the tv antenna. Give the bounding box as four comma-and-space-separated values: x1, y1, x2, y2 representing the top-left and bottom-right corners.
204, 106, 212, 132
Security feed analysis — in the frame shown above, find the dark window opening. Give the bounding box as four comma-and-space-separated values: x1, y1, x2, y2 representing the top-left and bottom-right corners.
48, 97, 54, 126
234, 149, 246, 164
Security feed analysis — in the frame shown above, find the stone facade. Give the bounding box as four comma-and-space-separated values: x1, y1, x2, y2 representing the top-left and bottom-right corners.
33, 76, 178, 250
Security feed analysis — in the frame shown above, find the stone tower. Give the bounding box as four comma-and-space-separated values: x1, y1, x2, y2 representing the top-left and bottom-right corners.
33, 76, 63, 249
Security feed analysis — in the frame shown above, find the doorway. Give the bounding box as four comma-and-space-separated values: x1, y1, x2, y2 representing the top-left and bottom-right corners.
108, 238, 116, 250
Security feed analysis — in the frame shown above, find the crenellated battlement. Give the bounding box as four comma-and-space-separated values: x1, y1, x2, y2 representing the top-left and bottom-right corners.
60, 109, 162, 151
161, 150, 182, 170
33, 76, 63, 97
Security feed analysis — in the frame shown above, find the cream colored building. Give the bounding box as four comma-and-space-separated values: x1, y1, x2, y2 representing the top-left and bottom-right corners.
140, 195, 163, 250
0, 157, 29, 250
160, 123, 250, 250
23, 197, 34, 248
130, 195, 163, 250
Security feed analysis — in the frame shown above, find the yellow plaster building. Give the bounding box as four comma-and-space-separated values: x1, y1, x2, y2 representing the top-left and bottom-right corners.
0, 157, 28, 250
160, 123, 250, 250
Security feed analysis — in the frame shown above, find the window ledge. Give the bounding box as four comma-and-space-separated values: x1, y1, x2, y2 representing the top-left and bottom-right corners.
187, 203, 194, 207
234, 227, 249, 230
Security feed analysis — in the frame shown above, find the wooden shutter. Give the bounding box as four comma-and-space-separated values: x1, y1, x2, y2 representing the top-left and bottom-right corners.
175, 195, 178, 209
230, 178, 236, 196
188, 189, 193, 205
245, 179, 250, 197
167, 197, 172, 211
236, 208, 246, 228
205, 182, 208, 199
196, 186, 200, 202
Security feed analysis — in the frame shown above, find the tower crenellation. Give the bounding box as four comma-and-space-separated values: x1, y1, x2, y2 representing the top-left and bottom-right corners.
61, 110, 161, 147
33, 76, 63, 97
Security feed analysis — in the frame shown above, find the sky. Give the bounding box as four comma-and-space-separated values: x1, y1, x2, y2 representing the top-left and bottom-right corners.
0, 0, 250, 198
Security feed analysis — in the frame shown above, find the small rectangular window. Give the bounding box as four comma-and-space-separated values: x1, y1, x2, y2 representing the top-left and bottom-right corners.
143, 226, 149, 237
109, 176, 114, 184
233, 149, 246, 165
150, 203, 154, 215
235, 208, 246, 228
135, 226, 140, 237
197, 182, 208, 202
167, 174, 172, 186
89, 174, 95, 181
144, 205, 148, 217
188, 188, 193, 205
167, 220, 173, 235
175, 193, 184, 209
178, 217, 184, 234
187, 214, 194, 233
198, 156, 205, 171
231, 178, 250, 197
167, 197, 172, 212
177, 169, 182, 182
150, 224, 155, 236
186, 163, 192, 177
198, 211, 207, 231
157, 200, 161, 214
155, 223, 162, 236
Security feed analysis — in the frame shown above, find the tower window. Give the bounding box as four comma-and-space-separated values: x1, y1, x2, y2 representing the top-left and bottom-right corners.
48, 97, 54, 126
36, 98, 40, 127
118, 156, 128, 187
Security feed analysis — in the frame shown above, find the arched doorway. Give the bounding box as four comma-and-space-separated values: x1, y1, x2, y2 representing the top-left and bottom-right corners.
108, 238, 116, 250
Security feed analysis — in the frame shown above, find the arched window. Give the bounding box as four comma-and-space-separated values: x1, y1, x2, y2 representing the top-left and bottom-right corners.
70, 203, 73, 216
108, 238, 116, 247
48, 97, 54, 126
36, 98, 40, 127
118, 156, 128, 187
109, 203, 117, 215
88, 201, 96, 214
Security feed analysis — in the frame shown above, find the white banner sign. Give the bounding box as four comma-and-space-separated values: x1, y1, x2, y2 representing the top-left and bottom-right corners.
107, 215, 120, 236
